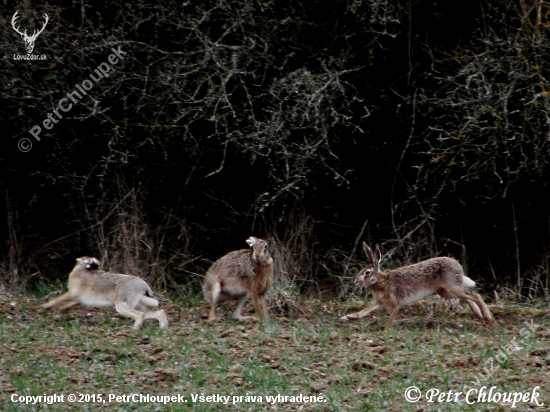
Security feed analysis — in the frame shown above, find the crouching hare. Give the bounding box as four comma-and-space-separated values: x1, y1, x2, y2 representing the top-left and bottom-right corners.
42, 257, 168, 329
341, 243, 493, 326
203, 236, 274, 321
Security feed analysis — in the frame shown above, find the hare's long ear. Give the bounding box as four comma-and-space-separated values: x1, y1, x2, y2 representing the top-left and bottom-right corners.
90, 258, 100, 270
373, 244, 382, 272
363, 242, 374, 264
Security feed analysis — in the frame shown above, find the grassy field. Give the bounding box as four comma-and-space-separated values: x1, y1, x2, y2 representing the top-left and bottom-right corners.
0, 292, 548, 411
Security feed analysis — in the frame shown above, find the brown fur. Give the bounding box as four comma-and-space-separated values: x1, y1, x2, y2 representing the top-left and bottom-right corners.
42, 257, 168, 329
203, 237, 274, 321
341, 243, 493, 326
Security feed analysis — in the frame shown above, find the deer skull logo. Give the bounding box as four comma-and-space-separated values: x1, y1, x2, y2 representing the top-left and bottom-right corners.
11, 11, 49, 54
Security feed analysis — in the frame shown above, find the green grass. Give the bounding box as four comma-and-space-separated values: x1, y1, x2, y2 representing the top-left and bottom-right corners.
0, 295, 548, 411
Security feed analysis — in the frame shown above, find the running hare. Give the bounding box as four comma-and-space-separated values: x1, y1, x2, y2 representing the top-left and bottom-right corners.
203, 236, 274, 321
42, 257, 168, 329
341, 243, 493, 326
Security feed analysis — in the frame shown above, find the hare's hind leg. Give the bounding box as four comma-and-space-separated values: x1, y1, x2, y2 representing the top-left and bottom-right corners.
135, 302, 168, 328
115, 302, 145, 329
444, 287, 493, 322
206, 281, 222, 321
437, 288, 483, 319
462, 298, 484, 319
341, 302, 384, 320
233, 294, 251, 320
143, 310, 169, 328
470, 293, 493, 321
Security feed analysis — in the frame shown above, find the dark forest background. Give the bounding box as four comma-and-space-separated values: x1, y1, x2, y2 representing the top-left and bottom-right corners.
1, 0, 549, 300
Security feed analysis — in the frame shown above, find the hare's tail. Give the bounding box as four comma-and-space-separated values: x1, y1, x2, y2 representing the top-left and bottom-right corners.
140, 286, 159, 307
462, 276, 476, 289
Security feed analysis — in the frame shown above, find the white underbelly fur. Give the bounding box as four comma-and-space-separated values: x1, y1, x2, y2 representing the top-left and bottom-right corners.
78, 293, 114, 307
402, 289, 435, 305
220, 285, 248, 299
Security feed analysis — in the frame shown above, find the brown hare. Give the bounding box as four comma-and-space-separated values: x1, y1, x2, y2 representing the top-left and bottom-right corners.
203, 236, 274, 321
42, 257, 168, 329
341, 243, 493, 326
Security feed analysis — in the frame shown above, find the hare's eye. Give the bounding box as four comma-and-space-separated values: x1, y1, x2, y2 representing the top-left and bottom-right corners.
365, 269, 372, 275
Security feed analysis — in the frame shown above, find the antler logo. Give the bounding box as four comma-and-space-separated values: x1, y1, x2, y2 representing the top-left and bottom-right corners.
12, 11, 49, 54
